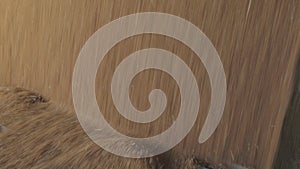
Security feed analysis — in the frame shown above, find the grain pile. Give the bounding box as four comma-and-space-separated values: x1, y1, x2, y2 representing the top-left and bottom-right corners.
0, 87, 165, 169
0, 87, 221, 169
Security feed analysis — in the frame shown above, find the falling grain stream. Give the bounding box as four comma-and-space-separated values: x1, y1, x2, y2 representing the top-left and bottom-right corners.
0, 0, 299, 168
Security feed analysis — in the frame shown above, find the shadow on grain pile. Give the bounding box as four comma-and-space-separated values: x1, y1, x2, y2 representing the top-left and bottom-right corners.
0, 87, 221, 169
